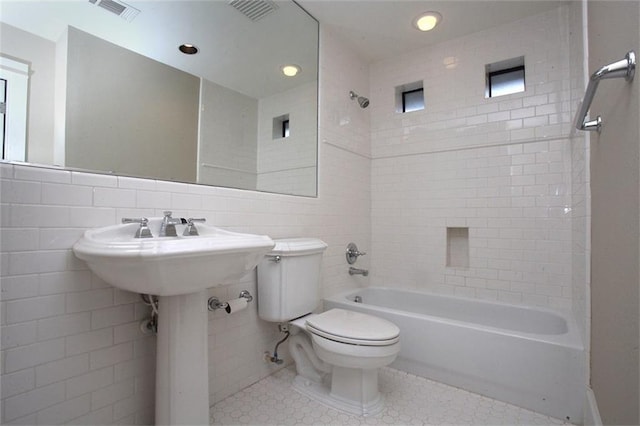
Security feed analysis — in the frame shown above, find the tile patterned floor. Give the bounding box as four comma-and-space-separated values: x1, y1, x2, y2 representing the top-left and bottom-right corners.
210, 367, 572, 425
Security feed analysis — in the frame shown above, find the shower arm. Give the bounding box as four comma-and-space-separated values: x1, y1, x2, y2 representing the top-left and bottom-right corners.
575, 51, 635, 132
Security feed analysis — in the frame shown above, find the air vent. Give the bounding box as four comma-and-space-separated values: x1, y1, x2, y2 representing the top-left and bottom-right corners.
229, 0, 278, 21
88, 0, 140, 22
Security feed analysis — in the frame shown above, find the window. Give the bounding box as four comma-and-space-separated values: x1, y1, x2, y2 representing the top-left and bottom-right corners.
485, 57, 525, 98
402, 88, 425, 113
272, 114, 290, 139
395, 81, 424, 113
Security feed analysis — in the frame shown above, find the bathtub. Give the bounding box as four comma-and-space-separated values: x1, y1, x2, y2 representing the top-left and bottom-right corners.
324, 287, 585, 423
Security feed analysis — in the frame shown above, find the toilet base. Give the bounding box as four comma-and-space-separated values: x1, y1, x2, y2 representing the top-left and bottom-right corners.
292, 369, 385, 417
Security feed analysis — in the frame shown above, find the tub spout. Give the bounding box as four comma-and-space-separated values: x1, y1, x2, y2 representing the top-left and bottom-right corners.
349, 267, 369, 277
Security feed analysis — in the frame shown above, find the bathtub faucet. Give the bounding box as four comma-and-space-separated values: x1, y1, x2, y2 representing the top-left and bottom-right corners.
349, 267, 369, 277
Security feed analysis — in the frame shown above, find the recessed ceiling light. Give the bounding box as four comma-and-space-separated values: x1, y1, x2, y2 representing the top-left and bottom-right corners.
179, 44, 199, 55
413, 12, 442, 32
282, 64, 301, 77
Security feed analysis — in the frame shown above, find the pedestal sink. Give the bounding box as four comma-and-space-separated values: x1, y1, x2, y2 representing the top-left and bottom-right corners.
73, 215, 274, 425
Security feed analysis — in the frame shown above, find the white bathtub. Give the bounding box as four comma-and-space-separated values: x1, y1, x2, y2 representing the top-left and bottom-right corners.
325, 287, 585, 423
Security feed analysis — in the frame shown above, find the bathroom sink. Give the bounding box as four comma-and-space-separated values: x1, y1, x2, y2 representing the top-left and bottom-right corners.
73, 216, 274, 296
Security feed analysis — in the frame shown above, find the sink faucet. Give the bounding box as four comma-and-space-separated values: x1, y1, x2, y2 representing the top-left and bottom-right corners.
183, 218, 206, 236
159, 211, 184, 237
122, 217, 153, 238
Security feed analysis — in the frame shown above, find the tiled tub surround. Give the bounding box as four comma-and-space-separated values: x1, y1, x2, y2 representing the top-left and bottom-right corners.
369, 6, 584, 311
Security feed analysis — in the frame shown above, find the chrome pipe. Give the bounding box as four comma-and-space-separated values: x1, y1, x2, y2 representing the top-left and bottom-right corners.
575, 51, 635, 132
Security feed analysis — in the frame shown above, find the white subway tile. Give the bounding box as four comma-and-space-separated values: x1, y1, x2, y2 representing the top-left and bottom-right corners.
2, 382, 66, 422
93, 188, 136, 208
9, 250, 69, 276
65, 328, 113, 356
0, 162, 14, 178
91, 304, 135, 330
112, 390, 153, 421
4, 338, 65, 373
117, 176, 157, 191
67, 406, 113, 425
1, 321, 37, 348
0, 179, 42, 204
68, 206, 116, 228
36, 394, 91, 425
38, 270, 92, 295
1, 228, 40, 252
113, 356, 155, 383
1, 368, 35, 398
37, 312, 91, 340
113, 321, 143, 344
10, 204, 70, 227
170, 192, 202, 210
35, 354, 89, 387
6, 294, 66, 324
136, 190, 171, 209
13, 167, 71, 184
65, 366, 114, 399
0, 274, 39, 301
113, 289, 140, 305
66, 288, 114, 313
90, 378, 134, 409
70, 171, 118, 188
41, 183, 93, 206
38, 228, 85, 250
89, 342, 133, 370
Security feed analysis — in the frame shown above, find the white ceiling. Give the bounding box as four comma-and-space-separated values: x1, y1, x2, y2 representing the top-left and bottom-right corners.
298, 0, 566, 63
0, 0, 318, 99
0, 0, 566, 98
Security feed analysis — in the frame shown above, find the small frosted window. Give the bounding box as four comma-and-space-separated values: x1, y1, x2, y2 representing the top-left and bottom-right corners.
488, 66, 525, 97
272, 114, 289, 139
402, 88, 424, 112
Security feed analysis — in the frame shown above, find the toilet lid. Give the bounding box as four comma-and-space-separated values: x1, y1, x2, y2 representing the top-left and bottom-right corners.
305, 308, 400, 346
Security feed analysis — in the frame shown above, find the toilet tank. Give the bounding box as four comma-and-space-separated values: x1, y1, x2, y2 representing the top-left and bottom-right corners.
257, 238, 328, 322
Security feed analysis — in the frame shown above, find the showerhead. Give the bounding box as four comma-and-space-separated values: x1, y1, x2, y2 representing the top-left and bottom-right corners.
349, 90, 370, 108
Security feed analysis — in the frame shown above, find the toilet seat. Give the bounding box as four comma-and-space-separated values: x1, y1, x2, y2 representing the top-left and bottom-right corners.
305, 308, 400, 346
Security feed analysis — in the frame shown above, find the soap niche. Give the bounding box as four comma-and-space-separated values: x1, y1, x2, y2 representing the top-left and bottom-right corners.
446, 227, 469, 268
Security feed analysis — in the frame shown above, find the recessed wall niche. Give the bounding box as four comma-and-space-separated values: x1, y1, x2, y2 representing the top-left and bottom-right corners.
447, 227, 469, 268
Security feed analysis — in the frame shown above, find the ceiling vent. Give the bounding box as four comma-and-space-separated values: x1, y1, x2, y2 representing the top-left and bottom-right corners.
88, 0, 140, 22
228, 0, 278, 22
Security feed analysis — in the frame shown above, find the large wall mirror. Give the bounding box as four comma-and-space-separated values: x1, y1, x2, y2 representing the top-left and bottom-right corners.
0, 0, 319, 197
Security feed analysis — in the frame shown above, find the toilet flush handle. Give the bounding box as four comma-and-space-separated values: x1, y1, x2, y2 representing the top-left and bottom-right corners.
346, 242, 366, 265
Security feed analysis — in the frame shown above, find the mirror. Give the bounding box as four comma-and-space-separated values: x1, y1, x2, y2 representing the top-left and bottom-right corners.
0, 0, 318, 197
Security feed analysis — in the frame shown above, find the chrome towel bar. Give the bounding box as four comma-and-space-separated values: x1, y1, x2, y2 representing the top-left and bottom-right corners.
575, 51, 635, 132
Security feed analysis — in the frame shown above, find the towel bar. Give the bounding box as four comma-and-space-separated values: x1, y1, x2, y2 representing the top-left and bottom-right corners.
575, 51, 635, 132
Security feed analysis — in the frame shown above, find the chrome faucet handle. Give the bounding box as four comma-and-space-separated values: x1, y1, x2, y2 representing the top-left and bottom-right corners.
122, 217, 153, 238
346, 242, 366, 264
183, 218, 206, 236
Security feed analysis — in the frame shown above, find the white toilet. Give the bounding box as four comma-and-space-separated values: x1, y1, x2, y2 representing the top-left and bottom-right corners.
257, 238, 400, 416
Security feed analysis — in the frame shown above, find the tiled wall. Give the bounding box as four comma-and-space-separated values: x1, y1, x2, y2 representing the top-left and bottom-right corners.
257, 81, 318, 196
567, 1, 590, 346
198, 78, 258, 190
0, 29, 371, 424
369, 6, 578, 309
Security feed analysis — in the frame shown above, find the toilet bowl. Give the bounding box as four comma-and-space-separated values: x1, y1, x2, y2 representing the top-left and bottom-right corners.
257, 238, 401, 416
288, 308, 400, 416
